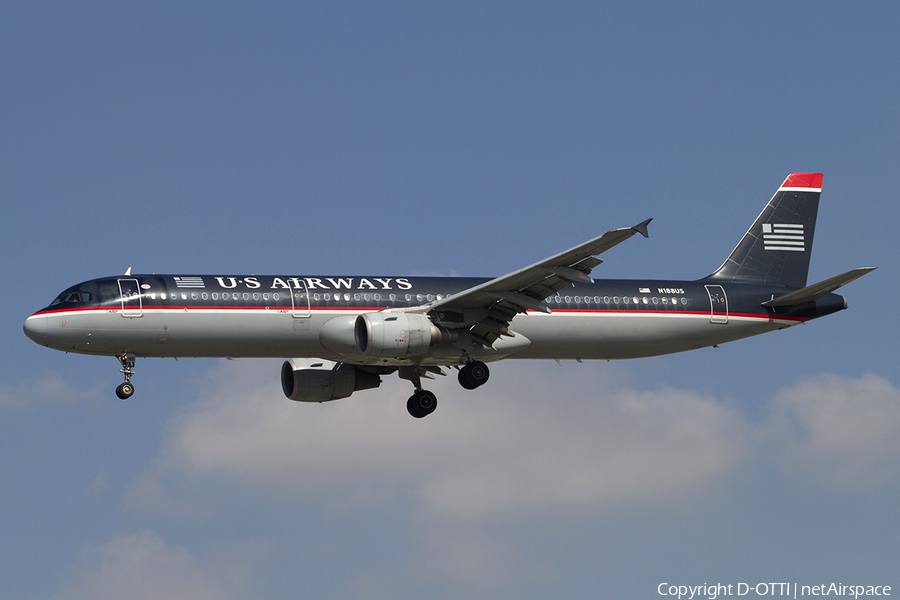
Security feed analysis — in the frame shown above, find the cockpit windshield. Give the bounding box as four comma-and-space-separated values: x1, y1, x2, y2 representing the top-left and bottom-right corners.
49, 290, 94, 305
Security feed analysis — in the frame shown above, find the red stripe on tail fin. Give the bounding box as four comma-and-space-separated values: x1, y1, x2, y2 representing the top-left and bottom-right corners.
781, 173, 823, 190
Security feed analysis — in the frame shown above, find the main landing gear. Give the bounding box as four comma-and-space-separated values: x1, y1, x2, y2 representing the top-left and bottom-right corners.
458, 360, 490, 390
116, 352, 136, 399
405, 360, 491, 419
404, 366, 436, 418
407, 389, 437, 419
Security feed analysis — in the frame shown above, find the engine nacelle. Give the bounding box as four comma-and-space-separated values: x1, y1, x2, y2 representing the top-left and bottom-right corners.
355, 312, 456, 358
281, 358, 381, 402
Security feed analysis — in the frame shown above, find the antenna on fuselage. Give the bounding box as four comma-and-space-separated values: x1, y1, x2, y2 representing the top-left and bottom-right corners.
124, 267, 132, 276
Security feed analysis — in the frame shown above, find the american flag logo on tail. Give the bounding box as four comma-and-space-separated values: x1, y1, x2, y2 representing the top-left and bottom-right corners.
762, 223, 804, 252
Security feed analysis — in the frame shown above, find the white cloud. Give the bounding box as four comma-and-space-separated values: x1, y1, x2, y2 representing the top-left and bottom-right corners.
766, 373, 900, 484
122, 362, 900, 594
57, 530, 275, 600
133, 359, 750, 520
414, 383, 749, 519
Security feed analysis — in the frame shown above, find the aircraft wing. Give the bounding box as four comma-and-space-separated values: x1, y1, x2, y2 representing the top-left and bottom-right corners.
424, 219, 651, 346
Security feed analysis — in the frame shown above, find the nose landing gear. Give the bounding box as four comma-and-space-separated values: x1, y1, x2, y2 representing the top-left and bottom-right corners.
116, 352, 136, 399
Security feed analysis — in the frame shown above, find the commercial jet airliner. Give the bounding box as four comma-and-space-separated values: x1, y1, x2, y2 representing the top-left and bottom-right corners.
24, 173, 874, 417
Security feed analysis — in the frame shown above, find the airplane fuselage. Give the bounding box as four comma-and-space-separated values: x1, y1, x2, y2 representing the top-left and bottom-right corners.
24, 273, 845, 364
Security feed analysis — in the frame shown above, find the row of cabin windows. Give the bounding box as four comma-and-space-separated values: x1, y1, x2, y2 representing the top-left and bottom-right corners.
143, 291, 452, 303
147, 291, 286, 302
138, 291, 687, 307
547, 295, 689, 306
311, 292, 451, 303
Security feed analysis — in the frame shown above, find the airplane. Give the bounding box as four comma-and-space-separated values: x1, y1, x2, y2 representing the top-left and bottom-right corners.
24, 173, 874, 418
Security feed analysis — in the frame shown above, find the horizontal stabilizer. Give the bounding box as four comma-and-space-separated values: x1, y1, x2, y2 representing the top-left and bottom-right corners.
762, 267, 876, 307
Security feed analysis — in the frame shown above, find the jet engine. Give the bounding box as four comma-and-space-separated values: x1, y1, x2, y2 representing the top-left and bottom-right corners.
281, 358, 381, 402
354, 312, 456, 358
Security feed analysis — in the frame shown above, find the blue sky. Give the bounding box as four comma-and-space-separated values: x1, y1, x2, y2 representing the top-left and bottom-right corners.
2, 2, 898, 598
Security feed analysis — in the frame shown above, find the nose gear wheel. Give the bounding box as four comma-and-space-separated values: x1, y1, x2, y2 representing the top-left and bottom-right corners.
116, 381, 135, 399
116, 352, 136, 399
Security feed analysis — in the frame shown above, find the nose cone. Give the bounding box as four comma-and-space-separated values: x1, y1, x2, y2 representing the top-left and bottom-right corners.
24, 314, 48, 346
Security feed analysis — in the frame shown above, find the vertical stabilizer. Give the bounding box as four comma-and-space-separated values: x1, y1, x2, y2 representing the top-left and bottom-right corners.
705, 173, 822, 289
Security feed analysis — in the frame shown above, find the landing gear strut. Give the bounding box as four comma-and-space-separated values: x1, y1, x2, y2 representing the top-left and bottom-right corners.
458, 360, 490, 390
116, 352, 136, 399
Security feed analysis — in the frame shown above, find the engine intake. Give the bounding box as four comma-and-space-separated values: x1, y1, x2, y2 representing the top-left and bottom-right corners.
281, 359, 381, 402
354, 312, 456, 358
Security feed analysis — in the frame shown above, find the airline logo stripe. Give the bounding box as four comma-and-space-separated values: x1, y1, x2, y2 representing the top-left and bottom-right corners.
762, 223, 804, 252
174, 276, 206, 288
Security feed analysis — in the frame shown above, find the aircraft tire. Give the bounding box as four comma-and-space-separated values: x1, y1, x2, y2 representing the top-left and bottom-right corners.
407, 390, 437, 418
459, 361, 489, 389
458, 369, 478, 390
116, 382, 135, 400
